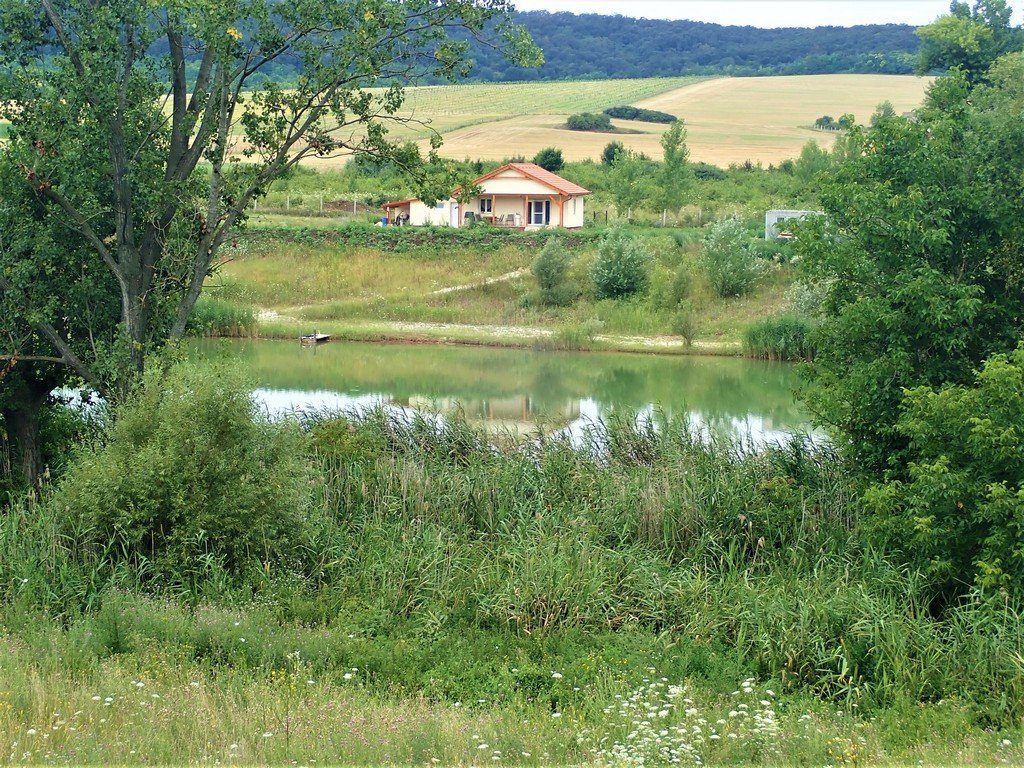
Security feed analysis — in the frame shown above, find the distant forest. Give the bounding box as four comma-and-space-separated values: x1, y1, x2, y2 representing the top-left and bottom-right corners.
230, 11, 922, 87
460, 12, 920, 81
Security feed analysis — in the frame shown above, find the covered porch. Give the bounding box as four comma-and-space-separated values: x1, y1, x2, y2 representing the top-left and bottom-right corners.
465, 193, 570, 229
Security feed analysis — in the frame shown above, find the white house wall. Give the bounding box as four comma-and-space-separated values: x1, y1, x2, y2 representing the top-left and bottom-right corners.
480, 176, 554, 196
410, 199, 457, 226
562, 196, 585, 228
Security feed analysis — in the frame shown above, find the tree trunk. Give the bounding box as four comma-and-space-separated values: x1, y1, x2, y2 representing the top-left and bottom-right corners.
2, 371, 57, 491
5, 406, 43, 490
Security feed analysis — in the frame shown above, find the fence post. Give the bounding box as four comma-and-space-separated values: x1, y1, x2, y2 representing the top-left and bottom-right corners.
319, 194, 323, 214
286, 194, 290, 211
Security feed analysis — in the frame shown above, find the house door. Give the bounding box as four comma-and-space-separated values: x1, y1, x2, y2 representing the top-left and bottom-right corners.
450, 202, 460, 227
529, 200, 550, 226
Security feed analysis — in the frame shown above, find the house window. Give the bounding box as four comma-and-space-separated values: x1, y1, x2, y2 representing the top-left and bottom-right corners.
529, 200, 550, 225
480, 199, 492, 214
435, 201, 445, 209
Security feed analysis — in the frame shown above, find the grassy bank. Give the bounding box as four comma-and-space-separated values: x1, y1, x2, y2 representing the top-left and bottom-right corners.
204, 225, 795, 351
1, 364, 1022, 764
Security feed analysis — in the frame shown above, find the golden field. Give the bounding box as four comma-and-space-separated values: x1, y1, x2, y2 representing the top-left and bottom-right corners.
297, 73, 931, 168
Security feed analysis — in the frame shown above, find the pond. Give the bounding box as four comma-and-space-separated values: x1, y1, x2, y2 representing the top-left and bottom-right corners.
191, 339, 819, 445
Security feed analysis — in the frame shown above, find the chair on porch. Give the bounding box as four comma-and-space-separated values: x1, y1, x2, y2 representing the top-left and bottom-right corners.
494, 214, 506, 226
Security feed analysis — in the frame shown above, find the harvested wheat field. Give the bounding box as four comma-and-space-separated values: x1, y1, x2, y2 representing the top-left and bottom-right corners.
429, 74, 931, 167
297, 74, 931, 169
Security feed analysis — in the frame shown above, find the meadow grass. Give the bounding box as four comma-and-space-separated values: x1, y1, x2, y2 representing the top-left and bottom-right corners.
205, 226, 793, 348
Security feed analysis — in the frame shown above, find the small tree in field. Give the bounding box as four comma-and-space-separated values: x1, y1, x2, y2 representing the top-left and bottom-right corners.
531, 239, 578, 306
602, 141, 626, 166
533, 147, 565, 173
653, 120, 692, 217
609, 151, 651, 218
699, 217, 766, 298
591, 229, 651, 300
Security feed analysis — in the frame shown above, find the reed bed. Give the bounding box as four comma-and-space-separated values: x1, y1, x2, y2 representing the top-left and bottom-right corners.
1, 371, 1022, 763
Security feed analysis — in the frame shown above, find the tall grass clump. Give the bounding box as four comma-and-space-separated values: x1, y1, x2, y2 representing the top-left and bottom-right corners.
743, 314, 817, 360
50, 361, 310, 587
187, 296, 257, 337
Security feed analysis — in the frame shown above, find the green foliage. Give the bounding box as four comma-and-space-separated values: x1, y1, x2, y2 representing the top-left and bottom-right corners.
591, 229, 651, 300
865, 344, 1024, 599
464, 14, 920, 81
699, 217, 767, 298
653, 120, 692, 215
566, 112, 613, 132
916, 0, 1023, 83
670, 300, 698, 345
793, 140, 832, 185
743, 314, 817, 361
532, 146, 564, 173
797, 61, 1024, 474
603, 106, 677, 123
693, 162, 727, 181
7, 406, 1024, 728
601, 140, 625, 166
649, 264, 692, 310
608, 150, 652, 216
51, 362, 310, 584
870, 99, 897, 125
531, 238, 579, 307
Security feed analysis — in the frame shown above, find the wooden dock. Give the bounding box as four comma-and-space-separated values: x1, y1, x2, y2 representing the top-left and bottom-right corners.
300, 333, 332, 345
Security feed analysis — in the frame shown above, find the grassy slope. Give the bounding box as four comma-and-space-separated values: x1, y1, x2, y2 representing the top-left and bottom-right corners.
208, 228, 791, 348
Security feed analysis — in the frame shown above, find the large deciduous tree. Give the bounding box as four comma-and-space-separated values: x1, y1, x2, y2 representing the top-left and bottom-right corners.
0, 0, 537, 485
797, 56, 1024, 477
916, 0, 1023, 82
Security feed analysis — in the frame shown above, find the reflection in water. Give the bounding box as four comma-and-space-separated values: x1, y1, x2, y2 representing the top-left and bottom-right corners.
196, 339, 819, 445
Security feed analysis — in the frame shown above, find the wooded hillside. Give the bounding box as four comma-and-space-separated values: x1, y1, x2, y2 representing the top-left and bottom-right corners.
461, 12, 919, 81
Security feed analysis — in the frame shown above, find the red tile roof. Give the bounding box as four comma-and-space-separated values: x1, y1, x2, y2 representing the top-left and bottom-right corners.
474, 163, 591, 197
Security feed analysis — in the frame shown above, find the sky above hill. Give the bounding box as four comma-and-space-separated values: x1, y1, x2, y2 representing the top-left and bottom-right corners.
512, 0, 1024, 28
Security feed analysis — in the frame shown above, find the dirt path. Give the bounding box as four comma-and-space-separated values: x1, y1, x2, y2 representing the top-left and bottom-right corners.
429, 268, 529, 296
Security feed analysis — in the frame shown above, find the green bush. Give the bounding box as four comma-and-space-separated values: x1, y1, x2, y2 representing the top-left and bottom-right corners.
603, 106, 677, 123
531, 238, 579, 306
865, 344, 1024, 599
699, 216, 767, 298
743, 314, 817, 361
566, 112, 613, 132
601, 141, 625, 166
649, 264, 692, 310
51, 362, 311, 584
591, 229, 651, 300
532, 146, 564, 172
671, 301, 698, 345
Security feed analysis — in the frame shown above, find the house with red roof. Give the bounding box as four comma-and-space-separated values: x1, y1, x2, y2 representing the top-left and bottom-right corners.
383, 163, 591, 230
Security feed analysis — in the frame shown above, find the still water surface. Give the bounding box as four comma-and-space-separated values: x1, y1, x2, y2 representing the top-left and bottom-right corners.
192, 339, 816, 445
